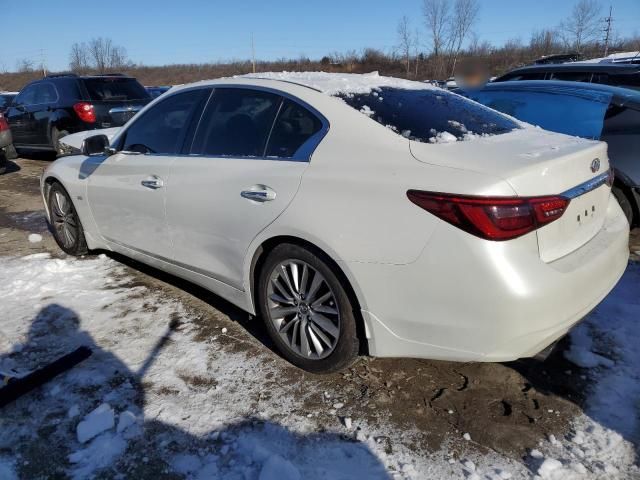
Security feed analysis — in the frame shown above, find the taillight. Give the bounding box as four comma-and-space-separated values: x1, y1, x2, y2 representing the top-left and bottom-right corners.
73, 102, 96, 123
407, 190, 570, 241
0, 114, 8, 132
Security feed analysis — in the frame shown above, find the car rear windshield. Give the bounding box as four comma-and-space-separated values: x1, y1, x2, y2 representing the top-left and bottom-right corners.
83, 78, 149, 102
336, 87, 519, 143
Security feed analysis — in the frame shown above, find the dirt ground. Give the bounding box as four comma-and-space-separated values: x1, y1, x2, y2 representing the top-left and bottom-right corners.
0, 156, 638, 476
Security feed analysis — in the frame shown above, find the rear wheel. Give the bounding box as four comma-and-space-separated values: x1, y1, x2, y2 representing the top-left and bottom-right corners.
258, 243, 359, 373
612, 185, 634, 226
48, 182, 88, 256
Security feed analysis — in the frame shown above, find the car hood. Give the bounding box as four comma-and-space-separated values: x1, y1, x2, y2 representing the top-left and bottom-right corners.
59, 127, 121, 150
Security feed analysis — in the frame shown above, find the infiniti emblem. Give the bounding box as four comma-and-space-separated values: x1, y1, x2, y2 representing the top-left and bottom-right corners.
590, 158, 601, 173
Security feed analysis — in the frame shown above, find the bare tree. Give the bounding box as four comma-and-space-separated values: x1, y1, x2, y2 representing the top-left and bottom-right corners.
559, 0, 603, 52
69, 42, 89, 73
16, 58, 35, 73
397, 16, 413, 76
448, 0, 480, 76
530, 29, 561, 57
423, 0, 451, 78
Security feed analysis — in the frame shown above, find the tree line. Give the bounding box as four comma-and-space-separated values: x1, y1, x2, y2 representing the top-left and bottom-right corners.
1, 0, 638, 91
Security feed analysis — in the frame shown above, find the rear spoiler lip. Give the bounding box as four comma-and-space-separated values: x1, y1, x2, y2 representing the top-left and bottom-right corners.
562, 170, 612, 199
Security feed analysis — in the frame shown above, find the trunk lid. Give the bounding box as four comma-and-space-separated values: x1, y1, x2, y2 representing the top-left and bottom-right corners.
410, 128, 612, 262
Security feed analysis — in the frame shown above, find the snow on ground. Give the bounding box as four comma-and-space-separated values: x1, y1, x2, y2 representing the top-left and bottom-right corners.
0, 252, 638, 478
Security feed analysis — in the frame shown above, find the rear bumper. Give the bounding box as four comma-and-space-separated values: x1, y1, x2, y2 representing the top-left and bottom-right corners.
349, 194, 630, 362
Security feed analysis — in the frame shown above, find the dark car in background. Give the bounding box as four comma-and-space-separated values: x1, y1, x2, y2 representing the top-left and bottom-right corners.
493, 64, 640, 91
5, 74, 151, 155
0, 92, 17, 114
458, 80, 640, 227
146, 86, 171, 98
0, 112, 17, 173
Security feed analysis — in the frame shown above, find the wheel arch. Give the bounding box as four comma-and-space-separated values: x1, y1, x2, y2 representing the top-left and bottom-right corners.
247, 234, 370, 355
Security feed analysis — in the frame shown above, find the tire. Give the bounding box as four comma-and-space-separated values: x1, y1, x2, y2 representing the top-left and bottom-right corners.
257, 243, 360, 373
51, 128, 70, 156
48, 182, 89, 256
612, 185, 634, 226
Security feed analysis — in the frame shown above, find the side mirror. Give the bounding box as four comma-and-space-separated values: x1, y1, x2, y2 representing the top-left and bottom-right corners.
81, 134, 112, 156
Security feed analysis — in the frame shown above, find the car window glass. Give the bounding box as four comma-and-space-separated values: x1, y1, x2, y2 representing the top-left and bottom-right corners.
464, 89, 609, 139
605, 74, 640, 91
35, 84, 57, 104
265, 99, 323, 158
338, 87, 519, 143
549, 71, 592, 82
15, 86, 37, 106
122, 89, 207, 155
84, 78, 149, 101
191, 88, 281, 157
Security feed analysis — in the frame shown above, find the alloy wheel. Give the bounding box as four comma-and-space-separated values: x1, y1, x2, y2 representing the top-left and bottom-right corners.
51, 191, 78, 249
266, 260, 341, 359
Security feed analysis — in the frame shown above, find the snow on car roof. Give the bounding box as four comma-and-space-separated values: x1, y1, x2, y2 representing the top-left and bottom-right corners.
240, 71, 435, 96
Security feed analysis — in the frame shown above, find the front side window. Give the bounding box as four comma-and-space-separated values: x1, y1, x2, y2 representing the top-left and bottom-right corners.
122, 89, 207, 154
191, 88, 281, 157
337, 87, 519, 143
15, 85, 38, 106
265, 99, 323, 158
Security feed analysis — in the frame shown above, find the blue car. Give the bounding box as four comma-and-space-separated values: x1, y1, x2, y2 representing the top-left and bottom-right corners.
458, 80, 640, 227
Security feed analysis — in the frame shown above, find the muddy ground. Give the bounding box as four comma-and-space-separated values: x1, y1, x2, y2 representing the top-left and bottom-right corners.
1, 156, 638, 476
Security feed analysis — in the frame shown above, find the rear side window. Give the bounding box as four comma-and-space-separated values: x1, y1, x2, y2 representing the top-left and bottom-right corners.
83, 78, 149, 101
191, 88, 281, 157
265, 99, 323, 158
122, 89, 207, 154
338, 87, 519, 143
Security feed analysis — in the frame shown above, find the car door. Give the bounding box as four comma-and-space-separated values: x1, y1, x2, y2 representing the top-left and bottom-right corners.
6, 85, 37, 145
86, 88, 210, 260
165, 88, 326, 289
33, 82, 59, 146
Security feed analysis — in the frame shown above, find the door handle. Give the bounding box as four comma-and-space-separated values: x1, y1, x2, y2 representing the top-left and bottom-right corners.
141, 176, 164, 189
241, 185, 277, 202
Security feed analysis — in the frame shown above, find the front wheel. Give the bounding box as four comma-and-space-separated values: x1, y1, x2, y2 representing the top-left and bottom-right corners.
48, 182, 88, 255
258, 244, 359, 373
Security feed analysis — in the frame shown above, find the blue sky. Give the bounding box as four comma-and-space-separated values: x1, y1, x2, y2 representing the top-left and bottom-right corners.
3, 0, 639, 72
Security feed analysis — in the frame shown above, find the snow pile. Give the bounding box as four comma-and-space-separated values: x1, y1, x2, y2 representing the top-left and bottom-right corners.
76, 403, 115, 443
27, 233, 42, 243
241, 71, 434, 96
564, 262, 640, 445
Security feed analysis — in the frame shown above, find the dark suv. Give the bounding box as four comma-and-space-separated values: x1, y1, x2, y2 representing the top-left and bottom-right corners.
493, 64, 640, 91
6, 74, 151, 155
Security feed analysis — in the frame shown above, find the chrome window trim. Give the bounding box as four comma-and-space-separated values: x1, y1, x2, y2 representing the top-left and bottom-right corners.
561, 171, 611, 199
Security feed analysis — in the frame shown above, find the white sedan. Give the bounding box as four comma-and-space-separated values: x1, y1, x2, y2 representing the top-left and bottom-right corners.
40, 72, 629, 373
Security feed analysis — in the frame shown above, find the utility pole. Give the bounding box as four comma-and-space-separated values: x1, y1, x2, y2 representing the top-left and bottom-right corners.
603, 5, 613, 57
40, 48, 47, 77
251, 33, 256, 74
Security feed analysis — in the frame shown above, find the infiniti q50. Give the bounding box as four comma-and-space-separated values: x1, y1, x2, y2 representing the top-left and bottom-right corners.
40, 73, 629, 373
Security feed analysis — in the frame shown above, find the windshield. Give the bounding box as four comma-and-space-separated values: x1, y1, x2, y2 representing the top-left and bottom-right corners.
462, 88, 611, 139
336, 87, 520, 143
83, 78, 149, 102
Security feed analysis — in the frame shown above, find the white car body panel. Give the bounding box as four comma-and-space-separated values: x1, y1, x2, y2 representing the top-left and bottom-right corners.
40, 74, 630, 362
